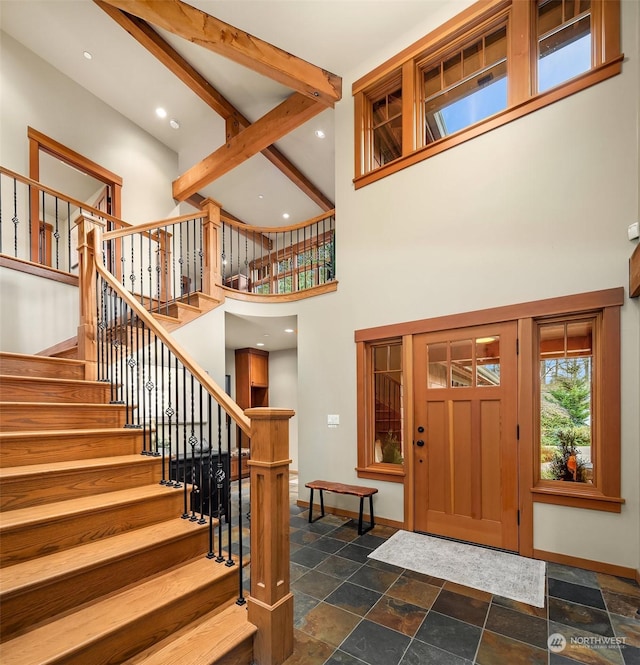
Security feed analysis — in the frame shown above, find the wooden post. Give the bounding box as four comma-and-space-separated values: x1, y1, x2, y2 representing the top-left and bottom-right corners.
246, 407, 295, 665
200, 197, 224, 301
76, 217, 101, 381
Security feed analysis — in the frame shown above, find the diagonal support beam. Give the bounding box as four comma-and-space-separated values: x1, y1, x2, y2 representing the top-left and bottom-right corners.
98, 0, 342, 107
94, 1, 333, 210
172, 92, 325, 201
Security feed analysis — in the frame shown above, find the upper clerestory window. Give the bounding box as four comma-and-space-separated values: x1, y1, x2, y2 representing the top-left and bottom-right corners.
353, 0, 622, 187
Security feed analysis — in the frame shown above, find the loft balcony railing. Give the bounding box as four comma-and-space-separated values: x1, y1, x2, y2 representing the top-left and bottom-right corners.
1, 167, 337, 306
220, 210, 336, 296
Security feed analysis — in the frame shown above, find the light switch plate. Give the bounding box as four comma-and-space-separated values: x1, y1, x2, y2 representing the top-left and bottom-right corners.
327, 414, 340, 426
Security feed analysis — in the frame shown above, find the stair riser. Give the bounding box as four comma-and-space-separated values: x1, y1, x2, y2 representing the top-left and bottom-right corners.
1, 489, 187, 567
0, 378, 111, 403
55, 572, 237, 665
0, 356, 85, 380
0, 404, 128, 431
217, 638, 254, 665
0, 431, 142, 468
0, 460, 164, 511
0, 527, 210, 642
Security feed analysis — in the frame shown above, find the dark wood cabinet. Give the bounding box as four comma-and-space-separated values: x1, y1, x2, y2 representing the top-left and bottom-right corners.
233, 348, 269, 480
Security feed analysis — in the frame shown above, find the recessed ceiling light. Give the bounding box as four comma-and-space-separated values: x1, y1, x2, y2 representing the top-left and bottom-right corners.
155, 107, 167, 119
282, 213, 290, 219
169, 118, 180, 129
263, 334, 270, 337
284, 328, 295, 333
83, 51, 93, 60
256, 342, 265, 347
314, 129, 325, 139
258, 194, 264, 199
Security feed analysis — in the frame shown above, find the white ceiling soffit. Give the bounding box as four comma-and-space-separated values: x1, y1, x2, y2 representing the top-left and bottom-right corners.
225, 312, 297, 352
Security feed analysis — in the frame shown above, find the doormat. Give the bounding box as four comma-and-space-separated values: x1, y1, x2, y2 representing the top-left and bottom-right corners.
369, 531, 546, 608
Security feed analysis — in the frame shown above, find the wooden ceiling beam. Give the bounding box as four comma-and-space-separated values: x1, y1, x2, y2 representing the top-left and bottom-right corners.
98, 0, 341, 107
173, 92, 324, 202
95, 1, 333, 210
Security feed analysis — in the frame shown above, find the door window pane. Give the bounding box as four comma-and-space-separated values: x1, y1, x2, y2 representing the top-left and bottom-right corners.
476, 336, 500, 386
450, 339, 473, 387
427, 342, 448, 388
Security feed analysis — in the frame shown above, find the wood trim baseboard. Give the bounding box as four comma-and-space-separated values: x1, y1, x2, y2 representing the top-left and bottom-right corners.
296, 499, 404, 531
533, 548, 638, 580
0, 254, 78, 287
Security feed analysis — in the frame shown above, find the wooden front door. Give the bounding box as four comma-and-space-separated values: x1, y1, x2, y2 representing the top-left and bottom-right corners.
413, 322, 519, 551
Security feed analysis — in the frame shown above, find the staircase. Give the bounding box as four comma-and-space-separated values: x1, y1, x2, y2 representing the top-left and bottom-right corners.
0, 352, 256, 664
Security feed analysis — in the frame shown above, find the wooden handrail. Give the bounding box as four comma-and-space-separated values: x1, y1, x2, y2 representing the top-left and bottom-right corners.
89, 224, 251, 436
102, 211, 207, 240
220, 208, 335, 235
0, 166, 130, 230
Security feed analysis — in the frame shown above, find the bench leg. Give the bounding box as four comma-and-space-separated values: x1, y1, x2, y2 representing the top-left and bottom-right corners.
357, 495, 375, 535
308, 488, 325, 524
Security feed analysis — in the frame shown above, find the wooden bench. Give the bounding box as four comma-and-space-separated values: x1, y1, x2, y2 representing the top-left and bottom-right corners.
305, 480, 378, 535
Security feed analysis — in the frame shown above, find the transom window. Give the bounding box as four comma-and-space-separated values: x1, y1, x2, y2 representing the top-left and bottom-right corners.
537, 0, 592, 92
353, 0, 622, 186
422, 24, 507, 143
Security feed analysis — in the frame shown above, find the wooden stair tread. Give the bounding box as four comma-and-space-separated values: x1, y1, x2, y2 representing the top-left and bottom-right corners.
125, 600, 255, 665
0, 454, 159, 480
0, 519, 207, 597
0, 352, 84, 366
0, 375, 106, 388
0, 557, 237, 665
0, 484, 182, 530
0, 427, 139, 440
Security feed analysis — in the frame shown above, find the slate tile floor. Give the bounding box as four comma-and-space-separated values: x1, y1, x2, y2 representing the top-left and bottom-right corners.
279, 485, 640, 665
229, 478, 639, 665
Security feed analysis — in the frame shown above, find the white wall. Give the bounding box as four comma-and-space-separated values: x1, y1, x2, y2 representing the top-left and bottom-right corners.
269, 348, 299, 472
0, 32, 179, 224
294, 0, 640, 570
0, 32, 180, 353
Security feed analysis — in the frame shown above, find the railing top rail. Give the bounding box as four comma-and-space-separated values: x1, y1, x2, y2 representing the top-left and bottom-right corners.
220, 208, 335, 234
102, 212, 208, 241
0, 166, 130, 230
90, 227, 252, 436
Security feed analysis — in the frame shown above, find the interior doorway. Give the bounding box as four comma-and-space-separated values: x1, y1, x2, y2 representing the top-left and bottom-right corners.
412, 322, 519, 551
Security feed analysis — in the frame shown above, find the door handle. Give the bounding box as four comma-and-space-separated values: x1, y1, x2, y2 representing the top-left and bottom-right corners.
416, 440, 425, 447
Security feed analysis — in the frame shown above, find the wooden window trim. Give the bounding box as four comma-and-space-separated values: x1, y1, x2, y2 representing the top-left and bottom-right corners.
355, 288, 624, 519
353, 0, 622, 187
529, 299, 623, 512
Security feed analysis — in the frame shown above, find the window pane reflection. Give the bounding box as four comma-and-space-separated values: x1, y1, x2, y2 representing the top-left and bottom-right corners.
476, 336, 500, 386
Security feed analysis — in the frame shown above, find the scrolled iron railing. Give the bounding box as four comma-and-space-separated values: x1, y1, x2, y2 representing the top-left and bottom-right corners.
93, 247, 252, 603
220, 210, 336, 295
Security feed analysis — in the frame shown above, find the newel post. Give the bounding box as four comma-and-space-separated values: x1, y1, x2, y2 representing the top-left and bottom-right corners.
200, 197, 224, 300
245, 407, 295, 665
76, 216, 101, 381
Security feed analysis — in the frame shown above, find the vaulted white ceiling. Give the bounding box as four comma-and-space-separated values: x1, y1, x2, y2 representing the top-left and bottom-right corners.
1, 0, 446, 227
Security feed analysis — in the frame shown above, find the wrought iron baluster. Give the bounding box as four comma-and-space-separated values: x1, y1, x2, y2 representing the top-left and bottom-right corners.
199, 218, 203, 293
159, 340, 169, 484
236, 426, 246, 604
11, 178, 19, 257
221, 222, 227, 283
67, 201, 71, 273
197, 383, 206, 525
181, 361, 189, 518
188, 375, 198, 522
215, 403, 224, 562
